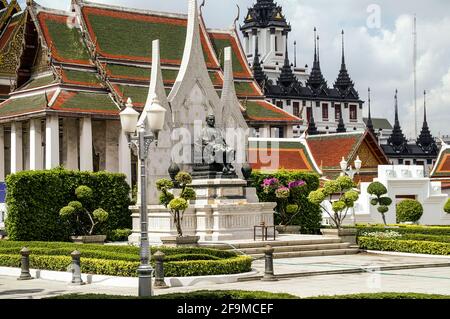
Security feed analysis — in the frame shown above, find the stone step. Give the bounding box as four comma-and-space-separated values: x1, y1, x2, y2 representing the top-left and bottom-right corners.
250, 248, 360, 259
201, 238, 343, 250
233, 242, 351, 255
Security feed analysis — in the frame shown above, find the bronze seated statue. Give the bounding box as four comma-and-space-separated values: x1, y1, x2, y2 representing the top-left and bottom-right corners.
193, 114, 236, 178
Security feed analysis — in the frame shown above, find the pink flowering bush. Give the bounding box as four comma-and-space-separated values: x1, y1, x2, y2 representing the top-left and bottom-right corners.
261, 178, 307, 226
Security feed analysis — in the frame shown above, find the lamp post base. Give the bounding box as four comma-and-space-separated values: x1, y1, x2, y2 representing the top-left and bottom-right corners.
137, 265, 154, 297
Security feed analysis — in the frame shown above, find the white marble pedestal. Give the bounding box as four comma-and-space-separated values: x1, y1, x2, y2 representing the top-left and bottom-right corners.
129, 179, 276, 244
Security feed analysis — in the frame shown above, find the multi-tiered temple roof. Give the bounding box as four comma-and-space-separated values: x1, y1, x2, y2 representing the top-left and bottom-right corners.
0, 0, 300, 125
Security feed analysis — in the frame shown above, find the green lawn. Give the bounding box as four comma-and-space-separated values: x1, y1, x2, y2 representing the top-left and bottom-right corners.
46, 291, 450, 300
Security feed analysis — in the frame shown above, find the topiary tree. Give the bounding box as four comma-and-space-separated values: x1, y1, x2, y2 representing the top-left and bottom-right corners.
444, 199, 450, 214
367, 182, 392, 225
156, 172, 196, 237
396, 199, 423, 224
308, 176, 359, 229
59, 186, 109, 236
261, 178, 307, 226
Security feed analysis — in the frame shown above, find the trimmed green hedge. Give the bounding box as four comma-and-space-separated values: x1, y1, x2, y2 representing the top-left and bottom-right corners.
47, 292, 450, 300
356, 224, 450, 236
47, 290, 299, 299
0, 253, 251, 277
392, 233, 450, 244
0, 241, 251, 277
251, 170, 322, 234
358, 237, 450, 255
5, 168, 132, 241
107, 229, 132, 242
0, 241, 236, 258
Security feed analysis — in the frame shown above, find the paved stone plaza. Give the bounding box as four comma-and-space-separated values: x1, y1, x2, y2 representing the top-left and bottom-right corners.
1, 253, 449, 299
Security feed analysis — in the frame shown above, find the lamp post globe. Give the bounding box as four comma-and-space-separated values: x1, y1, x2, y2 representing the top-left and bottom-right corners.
120, 98, 139, 133
354, 156, 362, 171
146, 98, 167, 134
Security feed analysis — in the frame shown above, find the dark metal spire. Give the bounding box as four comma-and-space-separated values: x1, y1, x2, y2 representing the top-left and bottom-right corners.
388, 90, 408, 153
307, 107, 319, 135
336, 108, 347, 133
366, 87, 375, 135
252, 32, 268, 87
334, 30, 354, 93
307, 27, 327, 91
294, 40, 297, 67
416, 90, 438, 154
278, 33, 296, 87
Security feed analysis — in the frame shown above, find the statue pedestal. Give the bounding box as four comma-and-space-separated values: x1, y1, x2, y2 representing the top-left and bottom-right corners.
129, 178, 276, 244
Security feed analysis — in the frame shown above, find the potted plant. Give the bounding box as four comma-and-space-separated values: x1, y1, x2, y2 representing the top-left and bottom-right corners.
261, 178, 307, 233
59, 185, 109, 244
156, 171, 198, 246
308, 176, 359, 244
367, 181, 393, 225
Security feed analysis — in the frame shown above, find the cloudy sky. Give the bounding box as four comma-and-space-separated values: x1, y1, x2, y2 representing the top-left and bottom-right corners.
18, 0, 450, 138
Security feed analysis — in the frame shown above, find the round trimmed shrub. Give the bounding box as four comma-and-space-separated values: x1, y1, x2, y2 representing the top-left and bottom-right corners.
396, 199, 423, 223
444, 199, 450, 214
367, 182, 388, 197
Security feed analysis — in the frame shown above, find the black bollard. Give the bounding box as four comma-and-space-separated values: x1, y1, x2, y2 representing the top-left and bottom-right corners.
18, 247, 33, 280
261, 245, 278, 281
70, 250, 85, 285
153, 251, 168, 289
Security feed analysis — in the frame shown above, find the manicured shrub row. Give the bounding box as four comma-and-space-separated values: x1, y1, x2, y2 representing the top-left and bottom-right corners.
358, 237, 450, 255
107, 229, 132, 242
0, 241, 237, 259
0, 253, 252, 277
5, 168, 132, 241
251, 170, 322, 234
396, 233, 450, 244
47, 290, 299, 299
0, 247, 222, 263
47, 292, 450, 300
356, 224, 450, 237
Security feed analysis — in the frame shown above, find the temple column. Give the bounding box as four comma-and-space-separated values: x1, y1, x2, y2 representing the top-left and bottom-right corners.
270, 28, 276, 53
251, 29, 258, 60
29, 119, 43, 170
243, 32, 249, 55
10, 122, 23, 174
79, 117, 93, 171
105, 120, 120, 172
118, 129, 132, 187
45, 115, 59, 169
63, 118, 79, 170
0, 126, 4, 181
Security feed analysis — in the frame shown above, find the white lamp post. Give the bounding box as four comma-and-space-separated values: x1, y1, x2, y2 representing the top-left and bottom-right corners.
119, 97, 166, 297
340, 156, 362, 179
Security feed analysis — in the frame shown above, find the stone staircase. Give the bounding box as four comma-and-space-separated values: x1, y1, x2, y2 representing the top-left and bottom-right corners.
201, 236, 360, 259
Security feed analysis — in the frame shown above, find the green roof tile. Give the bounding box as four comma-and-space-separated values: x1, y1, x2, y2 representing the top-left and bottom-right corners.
235, 82, 257, 96
0, 93, 47, 116
54, 91, 118, 113
210, 37, 244, 74
39, 13, 91, 64
245, 101, 286, 120
63, 69, 101, 86
84, 11, 186, 62
114, 85, 148, 106
20, 75, 58, 91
